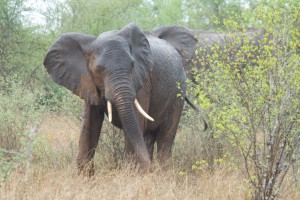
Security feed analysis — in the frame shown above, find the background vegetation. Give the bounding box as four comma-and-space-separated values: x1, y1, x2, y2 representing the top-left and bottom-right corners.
1, 0, 299, 199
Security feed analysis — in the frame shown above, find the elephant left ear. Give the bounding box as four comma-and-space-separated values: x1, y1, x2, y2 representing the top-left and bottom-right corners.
152, 25, 198, 67
118, 23, 154, 92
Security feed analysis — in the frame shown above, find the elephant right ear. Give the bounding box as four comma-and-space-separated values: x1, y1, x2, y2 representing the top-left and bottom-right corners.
43, 33, 100, 105
152, 26, 198, 66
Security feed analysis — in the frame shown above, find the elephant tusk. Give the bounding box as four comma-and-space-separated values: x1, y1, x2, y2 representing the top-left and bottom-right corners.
107, 101, 113, 123
134, 99, 154, 122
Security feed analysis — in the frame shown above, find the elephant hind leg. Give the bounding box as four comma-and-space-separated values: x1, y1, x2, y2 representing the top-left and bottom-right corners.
156, 128, 177, 166
156, 101, 184, 166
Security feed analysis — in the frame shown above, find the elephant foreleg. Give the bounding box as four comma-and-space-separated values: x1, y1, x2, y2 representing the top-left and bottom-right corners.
77, 102, 104, 176
145, 131, 156, 160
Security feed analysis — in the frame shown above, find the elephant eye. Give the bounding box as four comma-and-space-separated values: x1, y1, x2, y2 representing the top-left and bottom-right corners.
93, 64, 100, 70
99, 65, 107, 73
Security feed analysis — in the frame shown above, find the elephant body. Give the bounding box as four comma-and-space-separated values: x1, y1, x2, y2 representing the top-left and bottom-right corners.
44, 23, 196, 175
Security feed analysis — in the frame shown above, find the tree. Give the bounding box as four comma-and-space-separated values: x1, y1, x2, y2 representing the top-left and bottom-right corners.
0, 0, 48, 90
42, 0, 150, 35
186, 0, 257, 30
0, 0, 48, 183
0, 0, 24, 79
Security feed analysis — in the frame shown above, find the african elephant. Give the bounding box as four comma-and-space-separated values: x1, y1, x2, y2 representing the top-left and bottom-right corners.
152, 26, 267, 83
43, 23, 199, 175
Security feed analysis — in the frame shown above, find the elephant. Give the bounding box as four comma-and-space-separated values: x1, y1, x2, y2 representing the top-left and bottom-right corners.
152, 26, 267, 83
43, 23, 201, 175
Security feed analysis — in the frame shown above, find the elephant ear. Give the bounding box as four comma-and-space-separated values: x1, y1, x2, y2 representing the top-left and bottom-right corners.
43, 33, 100, 105
118, 23, 154, 91
152, 26, 198, 66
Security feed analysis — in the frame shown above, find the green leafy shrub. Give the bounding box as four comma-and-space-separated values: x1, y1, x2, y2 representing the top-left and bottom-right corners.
175, 105, 219, 171
192, 1, 300, 199
0, 79, 42, 183
35, 82, 83, 116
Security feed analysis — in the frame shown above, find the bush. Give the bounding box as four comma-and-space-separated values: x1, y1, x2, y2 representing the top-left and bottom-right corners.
175, 105, 219, 171
35, 79, 83, 116
0, 78, 42, 183
192, 1, 300, 199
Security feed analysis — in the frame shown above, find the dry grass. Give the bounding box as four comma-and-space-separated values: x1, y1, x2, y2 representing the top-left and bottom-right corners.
1, 164, 250, 200
1, 114, 299, 200
2, 165, 299, 200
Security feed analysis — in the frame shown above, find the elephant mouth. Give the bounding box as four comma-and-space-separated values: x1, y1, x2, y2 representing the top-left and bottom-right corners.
107, 99, 154, 123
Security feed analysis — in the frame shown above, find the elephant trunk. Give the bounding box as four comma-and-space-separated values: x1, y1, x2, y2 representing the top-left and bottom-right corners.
118, 101, 151, 168
106, 79, 151, 169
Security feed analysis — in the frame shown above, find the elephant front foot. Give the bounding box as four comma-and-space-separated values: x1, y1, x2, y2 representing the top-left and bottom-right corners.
76, 158, 95, 177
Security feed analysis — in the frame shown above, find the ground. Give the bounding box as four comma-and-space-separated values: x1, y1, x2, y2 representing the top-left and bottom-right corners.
1, 114, 299, 200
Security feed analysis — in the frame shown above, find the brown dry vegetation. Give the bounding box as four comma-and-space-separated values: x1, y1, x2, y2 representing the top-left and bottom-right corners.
1, 114, 299, 200
1, 168, 249, 200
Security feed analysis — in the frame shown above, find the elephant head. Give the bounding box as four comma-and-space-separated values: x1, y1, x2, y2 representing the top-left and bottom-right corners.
43, 23, 155, 168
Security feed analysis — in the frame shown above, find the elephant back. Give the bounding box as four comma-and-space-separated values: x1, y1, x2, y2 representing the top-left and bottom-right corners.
148, 36, 186, 83
147, 36, 187, 116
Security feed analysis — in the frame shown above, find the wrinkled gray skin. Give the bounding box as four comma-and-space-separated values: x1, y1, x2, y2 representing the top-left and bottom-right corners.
152, 25, 198, 82
44, 23, 198, 175
152, 26, 267, 83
